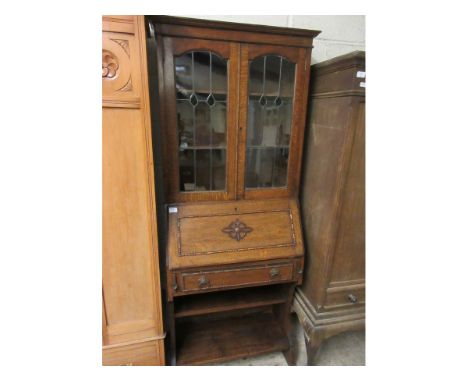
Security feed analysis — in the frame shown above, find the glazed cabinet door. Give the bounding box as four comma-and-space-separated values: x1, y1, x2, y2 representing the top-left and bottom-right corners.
237, 44, 311, 199
159, 37, 240, 202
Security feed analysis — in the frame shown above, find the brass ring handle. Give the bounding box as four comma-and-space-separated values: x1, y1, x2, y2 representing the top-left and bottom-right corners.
198, 276, 210, 288
348, 294, 358, 304
269, 268, 280, 278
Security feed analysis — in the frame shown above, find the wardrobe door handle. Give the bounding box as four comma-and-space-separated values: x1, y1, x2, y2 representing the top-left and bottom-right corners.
348, 294, 358, 304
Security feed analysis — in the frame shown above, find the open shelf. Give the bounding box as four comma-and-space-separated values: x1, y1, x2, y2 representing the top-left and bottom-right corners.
176, 311, 289, 365
174, 284, 288, 318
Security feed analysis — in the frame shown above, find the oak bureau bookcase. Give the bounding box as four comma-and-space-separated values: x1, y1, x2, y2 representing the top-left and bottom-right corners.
147, 15, 320, 365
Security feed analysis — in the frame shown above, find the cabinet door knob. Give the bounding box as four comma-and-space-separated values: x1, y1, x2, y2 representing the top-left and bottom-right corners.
269, 268, 280, 278
348, 294, 358, 304
198, 276, 209, 288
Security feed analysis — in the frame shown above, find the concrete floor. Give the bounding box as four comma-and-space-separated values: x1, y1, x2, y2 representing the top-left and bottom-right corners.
215, 315, 365, 366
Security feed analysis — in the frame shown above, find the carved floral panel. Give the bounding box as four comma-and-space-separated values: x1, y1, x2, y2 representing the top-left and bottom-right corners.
102, 31, 139, 105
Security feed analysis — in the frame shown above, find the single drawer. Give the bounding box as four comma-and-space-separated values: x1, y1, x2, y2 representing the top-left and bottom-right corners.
181, 263, 294, 292
324, 288, 365, 309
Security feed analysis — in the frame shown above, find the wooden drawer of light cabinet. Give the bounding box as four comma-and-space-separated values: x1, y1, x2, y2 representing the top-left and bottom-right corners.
180, 263, 294, 293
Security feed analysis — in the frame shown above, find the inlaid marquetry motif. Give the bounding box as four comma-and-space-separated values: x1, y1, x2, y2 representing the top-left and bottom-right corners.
222, 219, 253, 241
102, 50, 119, 79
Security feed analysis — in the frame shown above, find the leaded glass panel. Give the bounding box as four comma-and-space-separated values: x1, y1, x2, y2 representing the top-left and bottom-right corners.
245, 55, 296, 189
174, 51, 227, 192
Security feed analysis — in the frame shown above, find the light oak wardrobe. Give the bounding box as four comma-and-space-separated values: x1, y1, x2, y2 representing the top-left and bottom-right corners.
102, 15, 165, 366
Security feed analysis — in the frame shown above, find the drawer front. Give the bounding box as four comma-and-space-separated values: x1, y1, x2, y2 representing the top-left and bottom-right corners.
181, 263, 294, 292
324, 288, 365, 309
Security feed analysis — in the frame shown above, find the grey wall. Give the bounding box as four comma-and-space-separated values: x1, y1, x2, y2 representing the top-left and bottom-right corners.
184, 15, 365, 63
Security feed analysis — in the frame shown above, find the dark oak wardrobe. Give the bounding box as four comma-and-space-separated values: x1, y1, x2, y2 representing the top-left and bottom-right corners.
293, 51, 366, 365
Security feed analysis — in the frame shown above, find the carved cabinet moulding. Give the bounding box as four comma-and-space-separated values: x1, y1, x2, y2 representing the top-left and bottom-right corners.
111, 38, 130, 58
117, 76, 133, 92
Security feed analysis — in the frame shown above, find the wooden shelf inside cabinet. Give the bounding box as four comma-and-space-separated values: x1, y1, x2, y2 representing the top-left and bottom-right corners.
174, 284, 289, 318
176, 91, 295, 97
176, 312, 289, 365
179, 146, 226, 150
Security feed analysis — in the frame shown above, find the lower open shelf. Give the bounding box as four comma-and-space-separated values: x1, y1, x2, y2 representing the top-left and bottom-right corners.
174, 284, 289, 318
176, 311, 289, 365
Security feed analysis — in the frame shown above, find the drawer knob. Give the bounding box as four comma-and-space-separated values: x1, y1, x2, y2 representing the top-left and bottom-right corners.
348, 294, 358, 304
198, 276, 210, 288
269, 268, 280, 278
